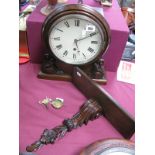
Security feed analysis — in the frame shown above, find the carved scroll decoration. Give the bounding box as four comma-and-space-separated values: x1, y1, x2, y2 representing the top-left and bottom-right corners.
26, 99, 103, 152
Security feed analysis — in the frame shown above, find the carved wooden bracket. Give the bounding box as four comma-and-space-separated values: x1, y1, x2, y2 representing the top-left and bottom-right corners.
38, 53, 107, 84
26, 67, 135, 152
26, 99, 103, 152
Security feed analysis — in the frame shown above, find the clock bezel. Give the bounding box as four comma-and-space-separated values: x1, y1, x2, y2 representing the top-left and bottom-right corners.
48, 14, 105, 65
42, 4, 111, 66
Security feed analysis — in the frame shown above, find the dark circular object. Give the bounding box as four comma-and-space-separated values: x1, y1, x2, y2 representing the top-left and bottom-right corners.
42, 4, 110, 66
80, 139, 135, 155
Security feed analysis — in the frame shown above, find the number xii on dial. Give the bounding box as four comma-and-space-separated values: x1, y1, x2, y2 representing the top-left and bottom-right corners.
45, 8, 110, 65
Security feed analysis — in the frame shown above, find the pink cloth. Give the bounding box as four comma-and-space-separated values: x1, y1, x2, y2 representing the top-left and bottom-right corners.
19, 63, 135, 155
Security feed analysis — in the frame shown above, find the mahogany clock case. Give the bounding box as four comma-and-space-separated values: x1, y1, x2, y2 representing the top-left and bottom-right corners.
42, 4, 111, 66
39, 4, 111, 83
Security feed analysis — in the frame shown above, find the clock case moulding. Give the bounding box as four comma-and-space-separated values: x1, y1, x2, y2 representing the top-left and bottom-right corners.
38, 4, 111, 84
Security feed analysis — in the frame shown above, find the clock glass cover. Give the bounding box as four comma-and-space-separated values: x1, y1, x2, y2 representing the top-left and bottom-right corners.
43, 4, 110, 66
48, 14, 108, 65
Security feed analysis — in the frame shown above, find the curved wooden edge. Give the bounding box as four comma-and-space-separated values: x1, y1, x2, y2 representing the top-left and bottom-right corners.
42, 4, 111, 66
80, 138, 135, 155
38, 70, 107, 84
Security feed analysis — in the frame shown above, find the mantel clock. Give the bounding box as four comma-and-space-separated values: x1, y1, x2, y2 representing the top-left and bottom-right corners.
39, 4, 111, 83
26, 4, 135, 152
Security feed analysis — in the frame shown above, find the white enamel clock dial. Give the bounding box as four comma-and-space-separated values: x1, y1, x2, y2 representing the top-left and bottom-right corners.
48, 14, 105, 65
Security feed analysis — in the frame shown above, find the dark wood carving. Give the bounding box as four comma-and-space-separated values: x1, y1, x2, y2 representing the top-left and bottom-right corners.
27, 67, 135, 152
26, 99, 103, 152
38, 53, 107, 84
26, 67, 135, 152
72, 67, 135, 139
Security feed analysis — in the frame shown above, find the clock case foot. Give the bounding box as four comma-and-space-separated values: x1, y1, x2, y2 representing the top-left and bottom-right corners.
38, 53, 107, 84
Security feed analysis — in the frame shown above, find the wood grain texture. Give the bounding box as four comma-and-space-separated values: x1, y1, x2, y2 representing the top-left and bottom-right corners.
26, 99, 103, 152
40, 53, 107, 84
72, 67, 135, 139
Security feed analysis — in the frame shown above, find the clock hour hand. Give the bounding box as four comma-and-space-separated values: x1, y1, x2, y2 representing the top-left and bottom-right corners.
76, 32, 99, 42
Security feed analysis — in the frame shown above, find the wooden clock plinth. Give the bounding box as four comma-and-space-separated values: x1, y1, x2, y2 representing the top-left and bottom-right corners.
38, 53, 107, 84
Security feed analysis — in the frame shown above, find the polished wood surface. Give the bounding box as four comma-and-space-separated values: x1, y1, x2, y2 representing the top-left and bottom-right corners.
48, 0, 57, 5
27, 67, 135, 152
26, 99, 103, 152
38, 70, 107, 84
72, 67, 135, 139
39, 54, 107, 84
80, 139, 135, 155
40, 4, 111, 82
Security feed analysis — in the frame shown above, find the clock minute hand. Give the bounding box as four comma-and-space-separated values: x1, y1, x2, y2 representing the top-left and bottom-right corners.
76, 32, 99, 42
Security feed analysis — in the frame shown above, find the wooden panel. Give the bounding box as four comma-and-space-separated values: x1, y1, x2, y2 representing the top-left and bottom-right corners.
72, 67, 135, 139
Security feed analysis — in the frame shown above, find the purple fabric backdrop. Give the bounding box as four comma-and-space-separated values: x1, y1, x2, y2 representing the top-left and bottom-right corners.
19, 62, 135, 155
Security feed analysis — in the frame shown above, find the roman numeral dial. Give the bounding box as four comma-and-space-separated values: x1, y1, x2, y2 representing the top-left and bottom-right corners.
88, 47, 94, 53
91, 41, 98, 44
48, 14, 103, 65
63, 50, 68, 56
75, 19, 80, 27
54, 37, 60, 41
56, 44, 62, 50
73, 54, 76, 59
64, 21, 70, 27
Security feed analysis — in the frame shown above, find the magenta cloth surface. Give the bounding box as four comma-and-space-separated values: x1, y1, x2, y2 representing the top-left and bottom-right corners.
19, 63, 135, 155
26, 0, 129, 72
